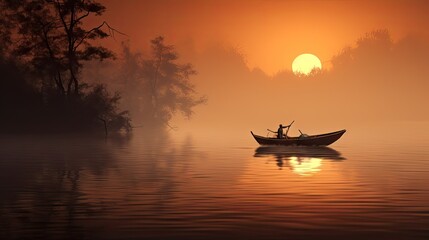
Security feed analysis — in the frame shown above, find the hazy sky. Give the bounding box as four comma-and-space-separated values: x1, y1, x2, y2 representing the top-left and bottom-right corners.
89, 0, 429, 136
101, 0, 429, 74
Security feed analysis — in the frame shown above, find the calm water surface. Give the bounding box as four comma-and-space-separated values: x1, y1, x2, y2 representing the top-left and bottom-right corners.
1, 123, 429, 240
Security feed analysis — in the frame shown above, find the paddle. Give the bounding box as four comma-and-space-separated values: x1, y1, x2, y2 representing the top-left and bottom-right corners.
285, 120, 294, 137
298, 129, 309, 138
267, 129, 276, 137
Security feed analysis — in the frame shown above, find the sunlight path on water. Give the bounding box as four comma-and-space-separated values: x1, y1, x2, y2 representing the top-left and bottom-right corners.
1, 122, 429, 239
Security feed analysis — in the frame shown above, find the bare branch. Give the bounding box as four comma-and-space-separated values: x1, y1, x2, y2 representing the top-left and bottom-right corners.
165, 122, 178, 131
75, 10, 90, 23
74, 21, 127, 51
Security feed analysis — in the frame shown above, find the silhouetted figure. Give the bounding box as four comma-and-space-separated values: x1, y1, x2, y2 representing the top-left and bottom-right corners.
277, 124, 290, 139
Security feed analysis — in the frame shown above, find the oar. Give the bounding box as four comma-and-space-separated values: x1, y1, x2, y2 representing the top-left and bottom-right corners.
267, 129, 276, 137
285, 120, 294, 137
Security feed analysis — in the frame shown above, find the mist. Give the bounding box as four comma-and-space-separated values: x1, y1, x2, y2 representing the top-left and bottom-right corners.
170, 30, 429, 140
79, 28, 429, 143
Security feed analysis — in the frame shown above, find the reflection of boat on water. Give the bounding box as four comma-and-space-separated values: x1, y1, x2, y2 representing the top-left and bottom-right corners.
254, 146, 345, 160
254, 146, 345, 175
251, 129, 346, 146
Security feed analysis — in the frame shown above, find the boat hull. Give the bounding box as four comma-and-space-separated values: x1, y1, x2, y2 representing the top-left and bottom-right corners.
251, 129, 346, 146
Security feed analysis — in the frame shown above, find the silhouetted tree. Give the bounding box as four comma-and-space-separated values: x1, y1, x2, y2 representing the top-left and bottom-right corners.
0, 0, 131, 133
116, 42, 145, 122
356, 29, 392, 54
2, 0, 114, 96
0, 53, 42, 133
144, 37, 206, 127
83, 84, 132, 133
0, 4, 12, 57
120, 37, 206, 128
325, 28, 429, 121
331, 29, 393, 71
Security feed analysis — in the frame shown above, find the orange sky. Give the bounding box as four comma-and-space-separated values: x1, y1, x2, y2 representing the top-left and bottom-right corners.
101, 0, 429, 74
84, 0, 429, 136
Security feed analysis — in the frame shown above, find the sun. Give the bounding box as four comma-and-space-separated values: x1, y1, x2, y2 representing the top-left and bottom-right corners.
292, 53, 322, 75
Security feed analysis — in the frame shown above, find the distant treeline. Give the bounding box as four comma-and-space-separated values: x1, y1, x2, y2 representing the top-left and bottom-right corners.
0, 0, 205, 134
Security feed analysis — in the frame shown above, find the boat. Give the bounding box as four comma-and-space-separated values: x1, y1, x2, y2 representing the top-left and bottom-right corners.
251, 129, 346, 146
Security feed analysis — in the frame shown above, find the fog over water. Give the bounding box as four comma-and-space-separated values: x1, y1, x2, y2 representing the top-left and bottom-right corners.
1, 121, 429, 240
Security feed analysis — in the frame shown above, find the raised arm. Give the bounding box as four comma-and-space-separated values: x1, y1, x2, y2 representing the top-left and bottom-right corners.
283, 120, 294, 129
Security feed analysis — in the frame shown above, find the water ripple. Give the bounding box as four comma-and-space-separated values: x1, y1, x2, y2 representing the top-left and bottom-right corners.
1, 131, 429, 239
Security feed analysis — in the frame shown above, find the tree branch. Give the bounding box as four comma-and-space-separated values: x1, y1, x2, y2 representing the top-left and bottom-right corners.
165, 122, 178, 131
74, 21, 127, 51
54, 0, 70, 38
75, 10, 90, 23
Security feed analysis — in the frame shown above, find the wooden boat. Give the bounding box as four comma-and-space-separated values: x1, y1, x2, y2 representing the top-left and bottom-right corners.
251, 129, 346, 146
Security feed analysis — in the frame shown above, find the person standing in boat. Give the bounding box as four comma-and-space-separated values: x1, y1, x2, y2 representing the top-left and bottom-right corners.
277, 124, 291, 139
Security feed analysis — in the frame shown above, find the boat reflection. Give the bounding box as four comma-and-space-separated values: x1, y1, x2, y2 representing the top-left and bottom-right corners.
254, 146, 345, 176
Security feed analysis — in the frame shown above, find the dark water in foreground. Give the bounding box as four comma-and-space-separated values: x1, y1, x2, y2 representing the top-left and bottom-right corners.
1, 123, 429, 240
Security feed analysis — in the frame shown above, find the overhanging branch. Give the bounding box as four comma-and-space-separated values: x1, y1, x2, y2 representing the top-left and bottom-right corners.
74, 21, 127, 51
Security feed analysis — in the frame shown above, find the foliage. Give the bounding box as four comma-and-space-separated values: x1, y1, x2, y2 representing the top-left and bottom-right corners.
83, 84, 132, 133
1, 0, 114, 96
0, 55, 41, 133
331, 29, 393, 70
119, 37, 207, 128
0, 0, 131, 134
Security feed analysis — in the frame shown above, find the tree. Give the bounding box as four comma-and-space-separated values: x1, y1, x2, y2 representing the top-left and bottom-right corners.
120, 37, 207, 128
0, 0, 131, 134
2, 0, 115, 96
0, 3, 13, 56
143, 37, 206, 127
331, 29, 393, 71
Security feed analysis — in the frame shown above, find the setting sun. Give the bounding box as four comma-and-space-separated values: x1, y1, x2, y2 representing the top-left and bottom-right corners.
292, 53, 322, 75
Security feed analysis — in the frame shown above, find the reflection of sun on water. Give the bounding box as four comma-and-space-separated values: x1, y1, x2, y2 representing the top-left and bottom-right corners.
239, 153, 347, 198
289, 157, 322, 176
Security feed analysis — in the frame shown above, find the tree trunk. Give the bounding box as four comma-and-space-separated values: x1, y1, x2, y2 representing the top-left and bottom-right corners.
55, 71, 65, 95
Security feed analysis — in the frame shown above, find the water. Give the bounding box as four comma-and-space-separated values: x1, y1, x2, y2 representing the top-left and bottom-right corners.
1, 123, 429, 240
